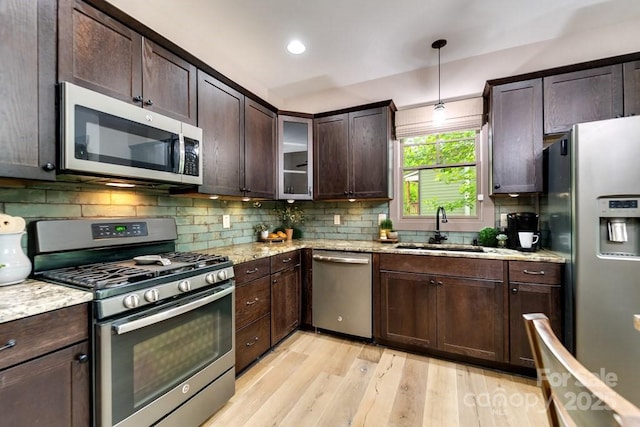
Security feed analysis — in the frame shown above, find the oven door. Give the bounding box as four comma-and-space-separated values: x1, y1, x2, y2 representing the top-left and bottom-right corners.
95, 284, 235, 427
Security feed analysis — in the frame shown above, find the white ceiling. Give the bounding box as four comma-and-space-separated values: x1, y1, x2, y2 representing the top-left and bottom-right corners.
107, 0, 640, 112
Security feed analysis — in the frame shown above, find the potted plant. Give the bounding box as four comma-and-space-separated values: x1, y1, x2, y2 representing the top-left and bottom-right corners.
253, 223, 270, 240
379, 218, 394, 239
478, 227, 499, 247
273, 203, 305, 240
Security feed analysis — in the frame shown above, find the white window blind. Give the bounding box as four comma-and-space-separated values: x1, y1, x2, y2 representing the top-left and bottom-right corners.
395, 97, 483, 138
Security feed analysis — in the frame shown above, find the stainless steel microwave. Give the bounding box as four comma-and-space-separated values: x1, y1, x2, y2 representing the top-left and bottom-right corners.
60, 82, 203, 185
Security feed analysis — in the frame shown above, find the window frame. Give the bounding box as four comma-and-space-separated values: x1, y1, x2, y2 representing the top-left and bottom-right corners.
389, 124, 494, 232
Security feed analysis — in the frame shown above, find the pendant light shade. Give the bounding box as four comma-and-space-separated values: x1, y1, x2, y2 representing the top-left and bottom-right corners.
432, 39, 447, 125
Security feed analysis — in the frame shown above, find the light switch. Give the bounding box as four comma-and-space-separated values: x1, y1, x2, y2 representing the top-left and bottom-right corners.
378, 213, 386, 224
222, 215, 230, 229
500, 213, 508, 229
334, 215, 341, 225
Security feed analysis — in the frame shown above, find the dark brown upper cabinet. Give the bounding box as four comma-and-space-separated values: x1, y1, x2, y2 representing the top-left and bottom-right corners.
543, 65, 623, 134
244, 99, 277, 200
623, 61, 640, 117
490, 79, 543, 194
0, 0, 57, 180
58, 0, 197, 125
314, 104, 393, 200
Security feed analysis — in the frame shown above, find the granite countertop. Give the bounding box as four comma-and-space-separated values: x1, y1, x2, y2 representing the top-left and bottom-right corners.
0, 279, 93, 324
200, 238, 567, 265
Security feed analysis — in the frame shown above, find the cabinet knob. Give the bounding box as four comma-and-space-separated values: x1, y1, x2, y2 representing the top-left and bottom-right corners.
273, 279, 277, 284
133, 95, 143, 102
344, 191, 349, 195
429, 279, 436, 285
145, 99, 154, 106
76, 353, 89, 363
494, 184, 501, 189
42, 162, 56, 172
511, 287, 518, 294
437, 281, 444, 286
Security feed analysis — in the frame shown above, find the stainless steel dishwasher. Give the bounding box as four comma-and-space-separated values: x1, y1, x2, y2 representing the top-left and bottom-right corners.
312, 250, 372, 339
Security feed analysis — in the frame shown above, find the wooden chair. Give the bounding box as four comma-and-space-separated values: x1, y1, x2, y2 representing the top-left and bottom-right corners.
523, 313, 640, 427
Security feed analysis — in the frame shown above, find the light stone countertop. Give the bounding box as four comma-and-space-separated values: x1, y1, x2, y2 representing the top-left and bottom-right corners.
0, 279, 93, 324
0, 239, 564, 325
200, 238, 567, 265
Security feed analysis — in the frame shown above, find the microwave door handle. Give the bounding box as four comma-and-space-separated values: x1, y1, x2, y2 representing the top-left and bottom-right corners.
177, 133, 186, 174
113, 286, 233, 335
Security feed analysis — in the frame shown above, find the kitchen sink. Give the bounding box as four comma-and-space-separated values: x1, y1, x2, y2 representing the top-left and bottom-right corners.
394, 243, 485, 253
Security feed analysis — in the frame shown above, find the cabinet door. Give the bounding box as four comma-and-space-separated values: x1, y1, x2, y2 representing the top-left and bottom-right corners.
235, 315, 271, 373
142, 38, 197, 125
0, 0, 57, 180
197, 70, 244, 196
377, 271, 437, 349
490, 79, 543, 194
244, 99, 277, 199
436, 276, 505, 361
623, 61, 640, 117
509, 282, 561, 368
349, 107, 390, 198
314, 113, 350, 199
58, 0, 142, 104
279, 115, 313, 200
0, 341, 90, 427
544, 65, 623, 134
271, 265, 301, 346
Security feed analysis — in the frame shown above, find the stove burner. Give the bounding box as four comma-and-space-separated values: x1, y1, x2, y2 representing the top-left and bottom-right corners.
41, 251, 229, 290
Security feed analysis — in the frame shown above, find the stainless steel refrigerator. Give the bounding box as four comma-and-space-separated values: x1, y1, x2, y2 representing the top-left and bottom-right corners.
542, 115, 640, 406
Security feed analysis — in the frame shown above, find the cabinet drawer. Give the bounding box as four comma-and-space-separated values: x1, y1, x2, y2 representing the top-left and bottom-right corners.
235, 315, 271, 373
234, 257, 270, 285
379, 254, 503, 280
270, 250, 300, 274
509, 261, 562, 284
0, 304, 89, 371
235, 276, 271, 330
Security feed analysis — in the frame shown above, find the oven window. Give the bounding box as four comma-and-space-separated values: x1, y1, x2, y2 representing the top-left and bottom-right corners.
74, 105, 178, 172
106, 290, 232, 425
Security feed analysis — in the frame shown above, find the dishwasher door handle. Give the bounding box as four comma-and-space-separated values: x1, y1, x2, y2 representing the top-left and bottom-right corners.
312, 254, 370, 264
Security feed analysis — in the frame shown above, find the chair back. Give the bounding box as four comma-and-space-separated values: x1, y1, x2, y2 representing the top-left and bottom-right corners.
524, 313, 640, 427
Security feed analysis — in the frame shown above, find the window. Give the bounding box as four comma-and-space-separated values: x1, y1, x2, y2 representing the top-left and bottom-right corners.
402, 130, 478, 217
390, 98, 494, 232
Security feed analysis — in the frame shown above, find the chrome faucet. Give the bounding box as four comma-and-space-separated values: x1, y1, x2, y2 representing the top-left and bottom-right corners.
431, 206, 448, 244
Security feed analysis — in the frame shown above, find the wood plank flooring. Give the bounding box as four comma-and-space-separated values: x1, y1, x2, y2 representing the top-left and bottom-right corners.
202, 330, 550, 427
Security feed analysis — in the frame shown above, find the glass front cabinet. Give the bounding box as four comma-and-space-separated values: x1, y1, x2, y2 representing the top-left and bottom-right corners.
278, 115, 313, 200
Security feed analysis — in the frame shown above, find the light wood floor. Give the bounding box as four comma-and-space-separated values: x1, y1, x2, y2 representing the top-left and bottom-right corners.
202, 330, 550, 427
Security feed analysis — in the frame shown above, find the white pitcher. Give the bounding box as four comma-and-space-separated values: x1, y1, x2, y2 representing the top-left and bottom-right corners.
0, 232, 32, 286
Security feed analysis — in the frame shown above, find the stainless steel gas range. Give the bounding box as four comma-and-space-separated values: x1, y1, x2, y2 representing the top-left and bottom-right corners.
29, 217, 235, 427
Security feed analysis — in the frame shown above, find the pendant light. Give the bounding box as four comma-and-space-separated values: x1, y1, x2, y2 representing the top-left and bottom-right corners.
432, 39, 447, 125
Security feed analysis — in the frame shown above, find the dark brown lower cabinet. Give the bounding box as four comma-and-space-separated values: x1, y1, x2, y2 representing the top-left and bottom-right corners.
271, 260, 301, 346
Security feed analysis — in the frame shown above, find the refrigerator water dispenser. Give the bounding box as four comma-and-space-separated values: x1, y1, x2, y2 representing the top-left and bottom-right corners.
598, 197, 640, 257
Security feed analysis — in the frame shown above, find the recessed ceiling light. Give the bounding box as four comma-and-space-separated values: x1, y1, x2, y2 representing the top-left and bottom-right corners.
287, 40, 306, 55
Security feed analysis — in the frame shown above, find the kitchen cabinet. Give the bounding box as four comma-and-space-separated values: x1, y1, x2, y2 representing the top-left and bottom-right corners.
543, 65, 623, 134
0, 304, 90, 426
58, 0, 197, 124
244, 99, 277, 200
489, 79, 543, 194
300, 248, 313, 327
270, 251, 301, 345
623, 61, 640, 117
278, 115, 313, 200
0, 0, 57, 181
314, 103, 394, 200
508, 261, 562, 368
376, 254, 506, 362
234, 257, 271, 373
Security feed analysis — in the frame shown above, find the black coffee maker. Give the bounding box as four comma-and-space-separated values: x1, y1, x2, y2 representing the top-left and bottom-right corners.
506, 212, 540, 251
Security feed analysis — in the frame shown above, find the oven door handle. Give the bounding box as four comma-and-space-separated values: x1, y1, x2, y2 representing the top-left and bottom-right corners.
113, 286, 233, 335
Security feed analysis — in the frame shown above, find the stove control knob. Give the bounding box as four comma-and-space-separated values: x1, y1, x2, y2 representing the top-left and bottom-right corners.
123, 294, 140, 309
178, 280, 191, 292
205, 273, 215, 285
217, 270, 228, 281
144, 289, 159, 302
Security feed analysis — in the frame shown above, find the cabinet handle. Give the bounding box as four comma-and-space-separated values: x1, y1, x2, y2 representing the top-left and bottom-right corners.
0, 339, 16, 352
523, 269, 545, 275
246, 297, 259, 305
42, 162, 56, 172
246, 268, 259, 274
429, 279, 436, 285
273, 279, 277, 284
246, 337, 259, 347
282, 258, 292, 263
76, 353, 89, 363
145, 99, 153, 106
133, 95, 143, 102
437, 281, 444, 286
494, 184, 501, 189
344, 191, 349, 195
511, 288, 518, 294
